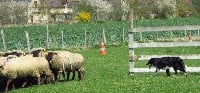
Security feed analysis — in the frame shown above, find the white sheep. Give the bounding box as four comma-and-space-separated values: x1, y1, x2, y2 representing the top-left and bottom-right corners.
67, 53, 85, 80
30, 49, 85, 81
0, 56, 54, 92
46, 51, 85, 81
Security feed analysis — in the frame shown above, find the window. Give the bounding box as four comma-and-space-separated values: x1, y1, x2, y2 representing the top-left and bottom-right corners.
34, 0, 37, 7
50, 0, 56, 7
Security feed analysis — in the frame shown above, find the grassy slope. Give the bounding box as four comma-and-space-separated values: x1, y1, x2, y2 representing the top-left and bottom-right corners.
9, 44, 200, 93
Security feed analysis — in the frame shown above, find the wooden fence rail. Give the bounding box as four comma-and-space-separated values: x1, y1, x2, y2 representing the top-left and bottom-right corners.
128, 11, 200, 75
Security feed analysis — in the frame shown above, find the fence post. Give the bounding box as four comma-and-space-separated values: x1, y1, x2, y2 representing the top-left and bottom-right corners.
122, 28, 125, 42
61, 31, 64, 49
46, 25, 49, 49
128, 10, 134, 75
184, 29, 187, 37
84, 29, 87, 47
25, 31, 31, 54
1, 29, 6, 52
170, 30, 173, 40
102, 28, 106, 44
139, 31, 143, 41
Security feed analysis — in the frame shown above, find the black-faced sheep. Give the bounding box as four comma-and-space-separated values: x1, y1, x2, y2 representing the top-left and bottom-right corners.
0, 56, 54, 92
31, 47, 46, 57
2, 50, 25, 57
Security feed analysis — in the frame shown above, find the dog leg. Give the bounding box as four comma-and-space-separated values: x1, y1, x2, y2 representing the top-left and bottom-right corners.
166, 69, 170, 76
154, 68, 160, 76
183, 67, 187, 77
174, 69, 177, 75
184, 72, 187, 77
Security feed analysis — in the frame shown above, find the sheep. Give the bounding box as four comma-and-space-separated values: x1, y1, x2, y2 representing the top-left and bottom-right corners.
45, 51, 85, 81
66, 53, 85, 81
30, 49, 85, 81
0, 56, 54, 92
2, 50, 25, 57
31, 47, 46, 57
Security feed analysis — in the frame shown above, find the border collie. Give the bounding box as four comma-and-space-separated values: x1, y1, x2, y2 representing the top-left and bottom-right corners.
146, 57, 187, 76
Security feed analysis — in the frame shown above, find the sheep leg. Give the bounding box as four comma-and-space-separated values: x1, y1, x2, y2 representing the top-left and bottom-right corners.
5, 79, 13, 92
58, 71, 63, 81
79, 68, 85, 80
62, 71, 66, 81
37, 77, 41, 85
72, 71, 75, 80
52, 70, 59, 82
78, 70, 85, 81
11, 81, 15, 90
78, 71, 82, 80
55, 73, 59, 81
21, 80, 28, 88
67, 71, 70, 80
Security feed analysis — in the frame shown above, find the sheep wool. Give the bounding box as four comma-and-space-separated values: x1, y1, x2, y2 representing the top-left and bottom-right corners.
0, 56, 52, 80
48, 51, 85, 80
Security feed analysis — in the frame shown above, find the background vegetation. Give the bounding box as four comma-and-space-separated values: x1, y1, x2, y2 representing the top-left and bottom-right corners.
0, 0, 200, 25
0, 17, 200, 51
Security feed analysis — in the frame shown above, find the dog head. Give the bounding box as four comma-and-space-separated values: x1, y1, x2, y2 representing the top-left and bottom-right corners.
174, 58, 187, 72
146, 58, 160, 69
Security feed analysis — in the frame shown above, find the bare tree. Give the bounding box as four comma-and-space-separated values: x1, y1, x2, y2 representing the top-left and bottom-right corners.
0, 0, 29, 25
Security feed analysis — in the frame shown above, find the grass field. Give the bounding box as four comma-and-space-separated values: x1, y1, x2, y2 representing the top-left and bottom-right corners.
9, 44, 200, 93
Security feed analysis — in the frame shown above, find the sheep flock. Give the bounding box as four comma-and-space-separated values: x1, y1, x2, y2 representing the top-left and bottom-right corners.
0, 48, 85, 93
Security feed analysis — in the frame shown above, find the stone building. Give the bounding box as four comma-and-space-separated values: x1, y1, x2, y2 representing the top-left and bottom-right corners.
28, 0, 80, 23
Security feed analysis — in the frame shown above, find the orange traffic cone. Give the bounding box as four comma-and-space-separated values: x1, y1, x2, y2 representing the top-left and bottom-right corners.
100, 39, 107, 55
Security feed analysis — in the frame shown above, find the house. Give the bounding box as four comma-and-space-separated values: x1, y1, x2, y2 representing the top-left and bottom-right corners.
28, 0, 81, 24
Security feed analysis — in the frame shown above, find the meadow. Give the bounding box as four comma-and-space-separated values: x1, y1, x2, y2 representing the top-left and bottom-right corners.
9, 44, 200, 93
1, 17, 200, 93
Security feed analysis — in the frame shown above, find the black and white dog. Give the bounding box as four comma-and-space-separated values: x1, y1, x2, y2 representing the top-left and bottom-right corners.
146, 57, 187, 76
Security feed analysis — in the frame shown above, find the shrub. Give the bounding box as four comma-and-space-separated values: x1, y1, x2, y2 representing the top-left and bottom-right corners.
75, 12, 91, 22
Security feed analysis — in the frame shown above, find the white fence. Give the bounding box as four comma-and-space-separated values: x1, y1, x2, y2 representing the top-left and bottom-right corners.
128, 12, 200, 74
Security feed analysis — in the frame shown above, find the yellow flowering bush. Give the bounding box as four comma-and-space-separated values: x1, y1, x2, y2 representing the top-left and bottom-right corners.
75, 12, 91, 22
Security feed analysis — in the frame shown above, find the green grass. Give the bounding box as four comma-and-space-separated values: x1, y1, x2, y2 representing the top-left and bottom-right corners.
9, 44, 200, 93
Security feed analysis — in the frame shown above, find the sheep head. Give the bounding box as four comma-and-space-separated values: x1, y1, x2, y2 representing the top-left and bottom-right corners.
0, 64, 5, 70
31, 47, 46, 57
3, 50, 25, 57
45, 52, 58, 63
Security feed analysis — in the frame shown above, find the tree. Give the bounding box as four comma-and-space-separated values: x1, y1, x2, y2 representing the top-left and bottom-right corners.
154, 0, 176, 18
191, 0, 200, 16
109, 0, 130, 21
175, 0, 196, 17
127, 0, 157, 19
0, 0, 28, 25
85, 0, 113, 21
78, 0, 130, 21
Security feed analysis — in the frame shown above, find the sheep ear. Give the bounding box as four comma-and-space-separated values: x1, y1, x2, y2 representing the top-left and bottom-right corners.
49, 60, 52, 63
23, 52, 26, 56
30, 51, 33, 54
